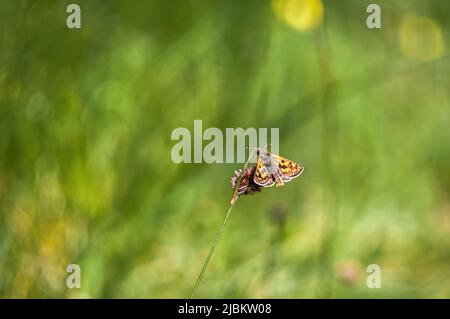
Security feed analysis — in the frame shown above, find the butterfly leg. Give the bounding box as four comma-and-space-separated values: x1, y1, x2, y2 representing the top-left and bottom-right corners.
274, 173, 284, 187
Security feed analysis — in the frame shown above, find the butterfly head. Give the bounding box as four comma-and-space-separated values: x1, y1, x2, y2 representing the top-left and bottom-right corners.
251, 144, 271, 157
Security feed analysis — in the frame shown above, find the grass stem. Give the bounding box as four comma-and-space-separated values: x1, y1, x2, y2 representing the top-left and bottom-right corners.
190, 149, 256, 298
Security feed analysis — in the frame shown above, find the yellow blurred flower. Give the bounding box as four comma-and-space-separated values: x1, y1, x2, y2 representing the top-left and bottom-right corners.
272, 0, 324, 31
398, 14, 444, 62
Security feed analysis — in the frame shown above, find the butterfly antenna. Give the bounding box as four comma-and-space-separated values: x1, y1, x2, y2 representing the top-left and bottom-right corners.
248, 145, 261, 153
262, 143, 271, 152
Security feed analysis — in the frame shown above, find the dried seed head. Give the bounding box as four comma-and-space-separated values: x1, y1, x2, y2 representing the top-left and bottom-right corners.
230, 166, 262, 196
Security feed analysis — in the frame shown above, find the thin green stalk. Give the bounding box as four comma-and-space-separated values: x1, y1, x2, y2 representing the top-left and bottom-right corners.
190, 149, 256, 298
190, 201, 236, 299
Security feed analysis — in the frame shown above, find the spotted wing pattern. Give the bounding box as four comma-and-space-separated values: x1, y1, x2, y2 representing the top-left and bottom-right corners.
254, 150, 303, 187
277, 154, 303, 181
254, 156, 276, 187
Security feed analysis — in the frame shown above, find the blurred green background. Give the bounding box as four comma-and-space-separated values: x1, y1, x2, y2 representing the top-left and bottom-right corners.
0, 0, 449, 298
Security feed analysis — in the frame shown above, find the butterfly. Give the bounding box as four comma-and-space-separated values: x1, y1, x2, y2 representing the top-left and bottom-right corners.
253, 147, 304, 187
230, 147, 304, 200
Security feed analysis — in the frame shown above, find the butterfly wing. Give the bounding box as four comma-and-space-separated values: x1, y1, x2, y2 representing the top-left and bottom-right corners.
275, 154, 304, 181
253, 156, 275, 187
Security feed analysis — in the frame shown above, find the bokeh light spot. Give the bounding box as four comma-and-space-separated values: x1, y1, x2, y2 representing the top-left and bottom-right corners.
398, 14, 444, 62
272, 0, 324, 31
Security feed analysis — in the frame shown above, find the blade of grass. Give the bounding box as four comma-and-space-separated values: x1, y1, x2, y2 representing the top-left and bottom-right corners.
190, 148, 257, 298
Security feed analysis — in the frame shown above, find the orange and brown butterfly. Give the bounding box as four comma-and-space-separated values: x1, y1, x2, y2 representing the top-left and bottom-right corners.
253, 147, 304, 187
230, 146, 304, 199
